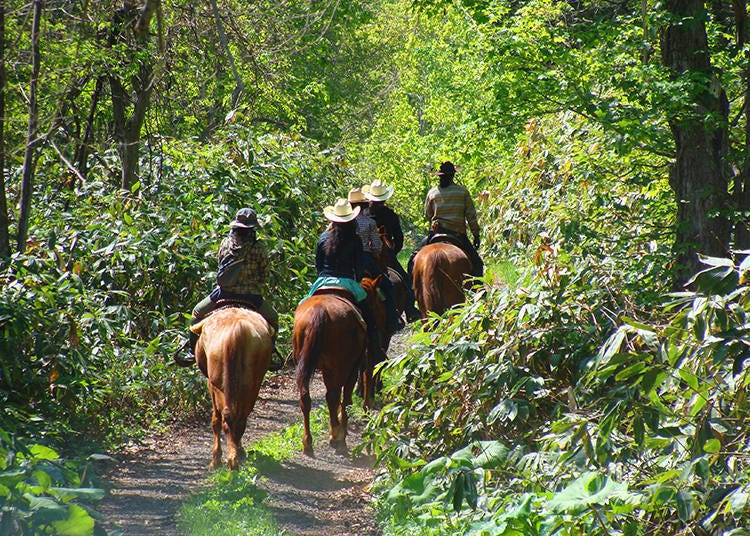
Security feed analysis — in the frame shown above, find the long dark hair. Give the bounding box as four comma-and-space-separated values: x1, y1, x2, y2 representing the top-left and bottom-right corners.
322, 220, 357, 257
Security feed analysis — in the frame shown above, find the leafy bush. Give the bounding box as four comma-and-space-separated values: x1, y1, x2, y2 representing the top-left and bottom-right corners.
0, 433, 106, 535
370, 254, 750, 534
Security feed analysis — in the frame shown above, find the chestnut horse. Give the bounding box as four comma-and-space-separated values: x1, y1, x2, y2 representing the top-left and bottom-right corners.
412, 242, 472, 317
192, 307, 272, 470
292, 278, 380, 455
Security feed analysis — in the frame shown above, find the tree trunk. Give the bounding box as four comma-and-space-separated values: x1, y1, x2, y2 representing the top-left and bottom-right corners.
210, 0, 244, 107
732, 0, 750, 252
0, 0, 10, 259
110, 0, 160, 191
73, 76, 104, 184
661, 0, 731, 286
17, 0, 43, 253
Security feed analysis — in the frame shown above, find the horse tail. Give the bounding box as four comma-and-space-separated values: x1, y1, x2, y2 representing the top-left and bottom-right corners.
222, 320, 252, 425
296, 306, 328, 393
424, 250, 446, 313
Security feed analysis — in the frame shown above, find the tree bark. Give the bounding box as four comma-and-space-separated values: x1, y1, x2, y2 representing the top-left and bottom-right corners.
17, 0, 43, 253
110, 0, 160, 191
210, 0, 244, 108
661, 0, 731, 286
732, 0, 750, 252
0, 0, 10, 259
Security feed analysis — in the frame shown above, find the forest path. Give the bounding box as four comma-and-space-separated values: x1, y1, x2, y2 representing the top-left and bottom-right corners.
96, 363, 384, 535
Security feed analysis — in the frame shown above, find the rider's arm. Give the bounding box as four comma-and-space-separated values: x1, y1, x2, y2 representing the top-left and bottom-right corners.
391, 211, 404, 253
216, 251, 243, 288
465, 189, 480, 241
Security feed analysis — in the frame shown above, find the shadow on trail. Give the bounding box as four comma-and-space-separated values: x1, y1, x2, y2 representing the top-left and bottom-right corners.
260, 445, 379, 536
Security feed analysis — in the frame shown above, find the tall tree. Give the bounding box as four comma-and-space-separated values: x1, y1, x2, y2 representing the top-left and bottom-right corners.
109, 0, 161, 190
0, 0, 9, 259
17, 0, 43, 253
661, 1, 731, 284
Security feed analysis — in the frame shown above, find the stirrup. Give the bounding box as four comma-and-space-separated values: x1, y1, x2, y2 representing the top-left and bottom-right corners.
172, 339, 195, 367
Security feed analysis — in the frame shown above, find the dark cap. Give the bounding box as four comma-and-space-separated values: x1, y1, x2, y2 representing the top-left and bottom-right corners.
230, 208, 258, 229
436, 161, 456, 177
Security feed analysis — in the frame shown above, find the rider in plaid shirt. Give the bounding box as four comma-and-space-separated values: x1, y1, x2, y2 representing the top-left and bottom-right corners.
175, 208, 278, 366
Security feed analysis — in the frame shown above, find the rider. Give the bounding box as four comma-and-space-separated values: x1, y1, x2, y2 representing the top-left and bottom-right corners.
174, 208, 279, 367
363, 179, 421, 322
304, 198, 388, 363
348, 186, 402, 333
408, 161, 483, 278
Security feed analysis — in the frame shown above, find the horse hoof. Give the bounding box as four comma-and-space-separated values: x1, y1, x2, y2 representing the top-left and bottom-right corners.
303, 446, 315, 457
330, 439, 347, 453
209, 460, 221, 470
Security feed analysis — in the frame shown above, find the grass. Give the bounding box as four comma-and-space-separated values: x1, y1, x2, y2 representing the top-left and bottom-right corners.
176, 406, 330, 535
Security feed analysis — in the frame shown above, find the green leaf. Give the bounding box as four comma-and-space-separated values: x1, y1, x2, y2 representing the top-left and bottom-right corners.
29, 444, 60, 461
451, 471, 465, 512
702, 438, 721, 454
548, 472, 630, 513
51, 504, 95, 536
615, 362, 646, 381
676, 490, 694, 522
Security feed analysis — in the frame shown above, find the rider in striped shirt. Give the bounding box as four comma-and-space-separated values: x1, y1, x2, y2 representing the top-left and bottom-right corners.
409, 161, 483, 278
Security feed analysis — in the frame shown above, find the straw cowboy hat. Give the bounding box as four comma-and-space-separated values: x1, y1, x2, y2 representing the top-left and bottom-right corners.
323, 198, 361, 223
347, 187, 368, 204
363, 179, 394, 201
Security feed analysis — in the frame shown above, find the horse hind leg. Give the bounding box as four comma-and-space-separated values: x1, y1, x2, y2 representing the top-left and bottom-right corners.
209, 398, 223, 470
299, 380, 314, 456
326, 387, 348, 452
224, 411, 247, 471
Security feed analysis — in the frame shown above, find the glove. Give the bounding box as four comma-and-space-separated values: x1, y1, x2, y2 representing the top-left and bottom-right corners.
473, 236, 480, 249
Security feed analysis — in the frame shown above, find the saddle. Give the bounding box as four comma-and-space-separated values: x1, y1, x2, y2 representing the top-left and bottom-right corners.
428, 232, 465, 250
311, 287, 366, 330
190, 297, 264, 336
213, 297, 262, 312
312, 286, 356, 302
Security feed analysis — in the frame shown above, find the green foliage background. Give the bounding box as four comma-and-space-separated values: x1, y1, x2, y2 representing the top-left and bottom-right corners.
1, 0, 749, 534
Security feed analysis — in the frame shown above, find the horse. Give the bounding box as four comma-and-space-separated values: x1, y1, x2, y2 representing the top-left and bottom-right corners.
292, 280, 376, 456
412, 242, 472, 318
192, 307, 273, 470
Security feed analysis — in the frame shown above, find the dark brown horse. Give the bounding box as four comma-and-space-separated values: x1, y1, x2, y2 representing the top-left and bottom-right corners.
412, 242, 472, 317
292, 281, 377, 455
192, 307, 273, 470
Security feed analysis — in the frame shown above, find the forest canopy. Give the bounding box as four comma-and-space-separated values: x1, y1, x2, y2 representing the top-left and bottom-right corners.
1, 0, 749, 534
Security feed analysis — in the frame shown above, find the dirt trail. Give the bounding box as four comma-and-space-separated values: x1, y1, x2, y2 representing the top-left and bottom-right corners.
96, 368, 381, 535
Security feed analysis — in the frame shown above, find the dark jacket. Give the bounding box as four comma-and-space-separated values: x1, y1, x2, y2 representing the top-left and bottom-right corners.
369, 203, 404, 253
315, 230, 365, 280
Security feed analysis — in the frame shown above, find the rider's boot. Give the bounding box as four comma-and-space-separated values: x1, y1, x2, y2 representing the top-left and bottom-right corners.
173, 319, 199, 367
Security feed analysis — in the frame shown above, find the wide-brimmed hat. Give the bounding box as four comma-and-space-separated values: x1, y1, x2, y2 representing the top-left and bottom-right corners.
363, 179, 394, 201
347, 187, 368, 204
230, 207, 259, 229
434, 161, 458, 177
323, 198, 361, 223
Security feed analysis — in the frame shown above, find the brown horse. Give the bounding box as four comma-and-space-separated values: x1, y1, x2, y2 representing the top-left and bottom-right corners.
292, 285, 371, 456
412, 242, 472, 317
192, 307, 272, 470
